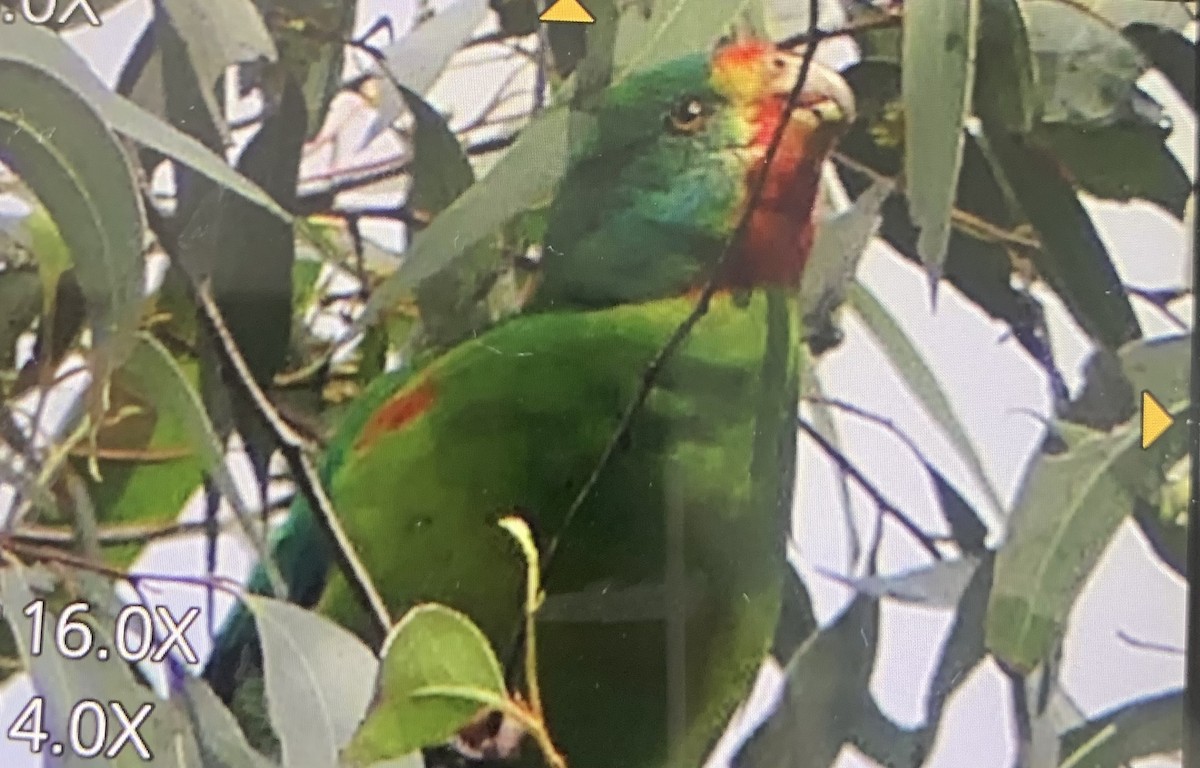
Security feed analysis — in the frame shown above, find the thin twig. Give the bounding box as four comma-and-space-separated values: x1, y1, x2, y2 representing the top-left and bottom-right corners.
539, 8, 828, 584
1116, 629, 1185, 656
9, 513, 288, 549
0, 540, 245, 597
798, 417, 943, 560
777, 9, 903, 50
833, 151, 1042, 250
804, 395, 949, 484
192, 281, 394, 643
466, 133, 521, 156
1126, 286, 1191, 332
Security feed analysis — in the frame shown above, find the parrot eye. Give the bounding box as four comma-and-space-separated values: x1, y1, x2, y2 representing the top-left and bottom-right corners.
665, 97, 709, 135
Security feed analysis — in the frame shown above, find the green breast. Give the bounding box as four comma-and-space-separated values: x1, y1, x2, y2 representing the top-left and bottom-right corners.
320, 289, 802, 767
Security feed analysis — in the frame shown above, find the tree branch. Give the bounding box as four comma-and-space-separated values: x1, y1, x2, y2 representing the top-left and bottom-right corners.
191, 280, 394, 643
797, 417, 943, 560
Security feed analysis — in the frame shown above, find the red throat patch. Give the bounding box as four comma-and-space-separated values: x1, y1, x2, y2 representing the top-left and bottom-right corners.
355, 379, 438, 451
724, 103, 827, 290
710, 41, 837, 290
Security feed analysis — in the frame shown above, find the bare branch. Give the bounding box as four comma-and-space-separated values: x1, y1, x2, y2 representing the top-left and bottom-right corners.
191, 280, 394, 643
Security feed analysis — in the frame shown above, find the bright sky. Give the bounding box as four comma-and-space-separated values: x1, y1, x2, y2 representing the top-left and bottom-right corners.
0, 1, 1193, 767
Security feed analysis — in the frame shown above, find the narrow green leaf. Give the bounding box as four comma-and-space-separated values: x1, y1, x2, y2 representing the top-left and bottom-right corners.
0, 59, 144, 352
0, 562, 201, 767
360, 105, 583, 330
1058, 690, 1183, 767
174, 675, 278, 768
1122, 24, 1196, 105
1024, 0, 1155, 128
156, 0, 277, 142
344, 604, 506, 765
846, 282, 1005, 529
901, 0, 980, 278
365, 0, 489, 146
121, 334, 270, 559
1074, 0, 1196, 31
245, 595, 380, 768
0, 21, 289, 222
400, 86, 475, 217
976, 0, 1038, 133
980, 129, 1141, 350
800, 179, 891, 352
1032, 122, 1189, 217
736, 598, 878, 767
79, 353, 205, 568
987, 402, 1189, 672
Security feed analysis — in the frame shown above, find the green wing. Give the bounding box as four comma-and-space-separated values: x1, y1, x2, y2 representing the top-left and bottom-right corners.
315, 291, 798, 766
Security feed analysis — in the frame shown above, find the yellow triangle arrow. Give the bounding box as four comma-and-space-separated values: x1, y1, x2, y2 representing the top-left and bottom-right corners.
1141, 391, 1174, 449
540, 0, 595, 23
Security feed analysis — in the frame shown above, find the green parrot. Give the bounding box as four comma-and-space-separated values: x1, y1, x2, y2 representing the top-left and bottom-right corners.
205, 38, 855, 768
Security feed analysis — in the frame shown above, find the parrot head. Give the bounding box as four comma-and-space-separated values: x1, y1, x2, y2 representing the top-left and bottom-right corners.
534, 39, 856, 309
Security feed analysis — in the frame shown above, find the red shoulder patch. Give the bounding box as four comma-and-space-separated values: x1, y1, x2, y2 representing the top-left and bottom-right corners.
355, 379, 438, 451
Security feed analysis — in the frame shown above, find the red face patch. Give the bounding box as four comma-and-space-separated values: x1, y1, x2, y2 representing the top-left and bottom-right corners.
355, 379, 438, 451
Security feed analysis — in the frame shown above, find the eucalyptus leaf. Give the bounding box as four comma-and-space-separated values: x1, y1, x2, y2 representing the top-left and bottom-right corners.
1058, 689, 1183, 767
122, 333, 278, 584
800, 177, 892, 354
1032, 121, 1189, 217
975, 0, 1038, 133
0, 59, 144, 354
359, 105, 582, 331
987, 403, 1189, 672
363, 0, 490, 148
735, 598, 878, 767
901, 0, 980, 281
978, 128, 1140, 351
1068, 334, 1191, 429
400, 87, 476, 218
0, 562, 199, 767
246, 595, 380, 768
1024, 0, 1157, 128
343, 604, 506, 765
0, 21, 288, 221
1122, 23, 1196, 107
156, 0, 277, 142
78, 353, 205, 568
1074, 0, 1196, 31
175, 674, 278, 768
846, 282, 1005, 531
818, 557, 980, 609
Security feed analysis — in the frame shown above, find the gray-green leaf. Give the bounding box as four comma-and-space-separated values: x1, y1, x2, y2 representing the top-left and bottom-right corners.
246, 595, 380, 768
156, 0, 277, 143
0, 59, 143, 353
343, 604, 506, 765
902, 0, 980, 279
0, 21, 288, 221
987, 402, 1189, 672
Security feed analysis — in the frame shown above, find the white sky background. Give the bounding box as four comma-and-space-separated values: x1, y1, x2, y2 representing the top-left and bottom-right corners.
0, 0, 1194, 766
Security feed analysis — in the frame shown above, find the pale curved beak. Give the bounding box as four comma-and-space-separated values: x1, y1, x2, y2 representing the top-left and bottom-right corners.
768, 50, 857, 126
